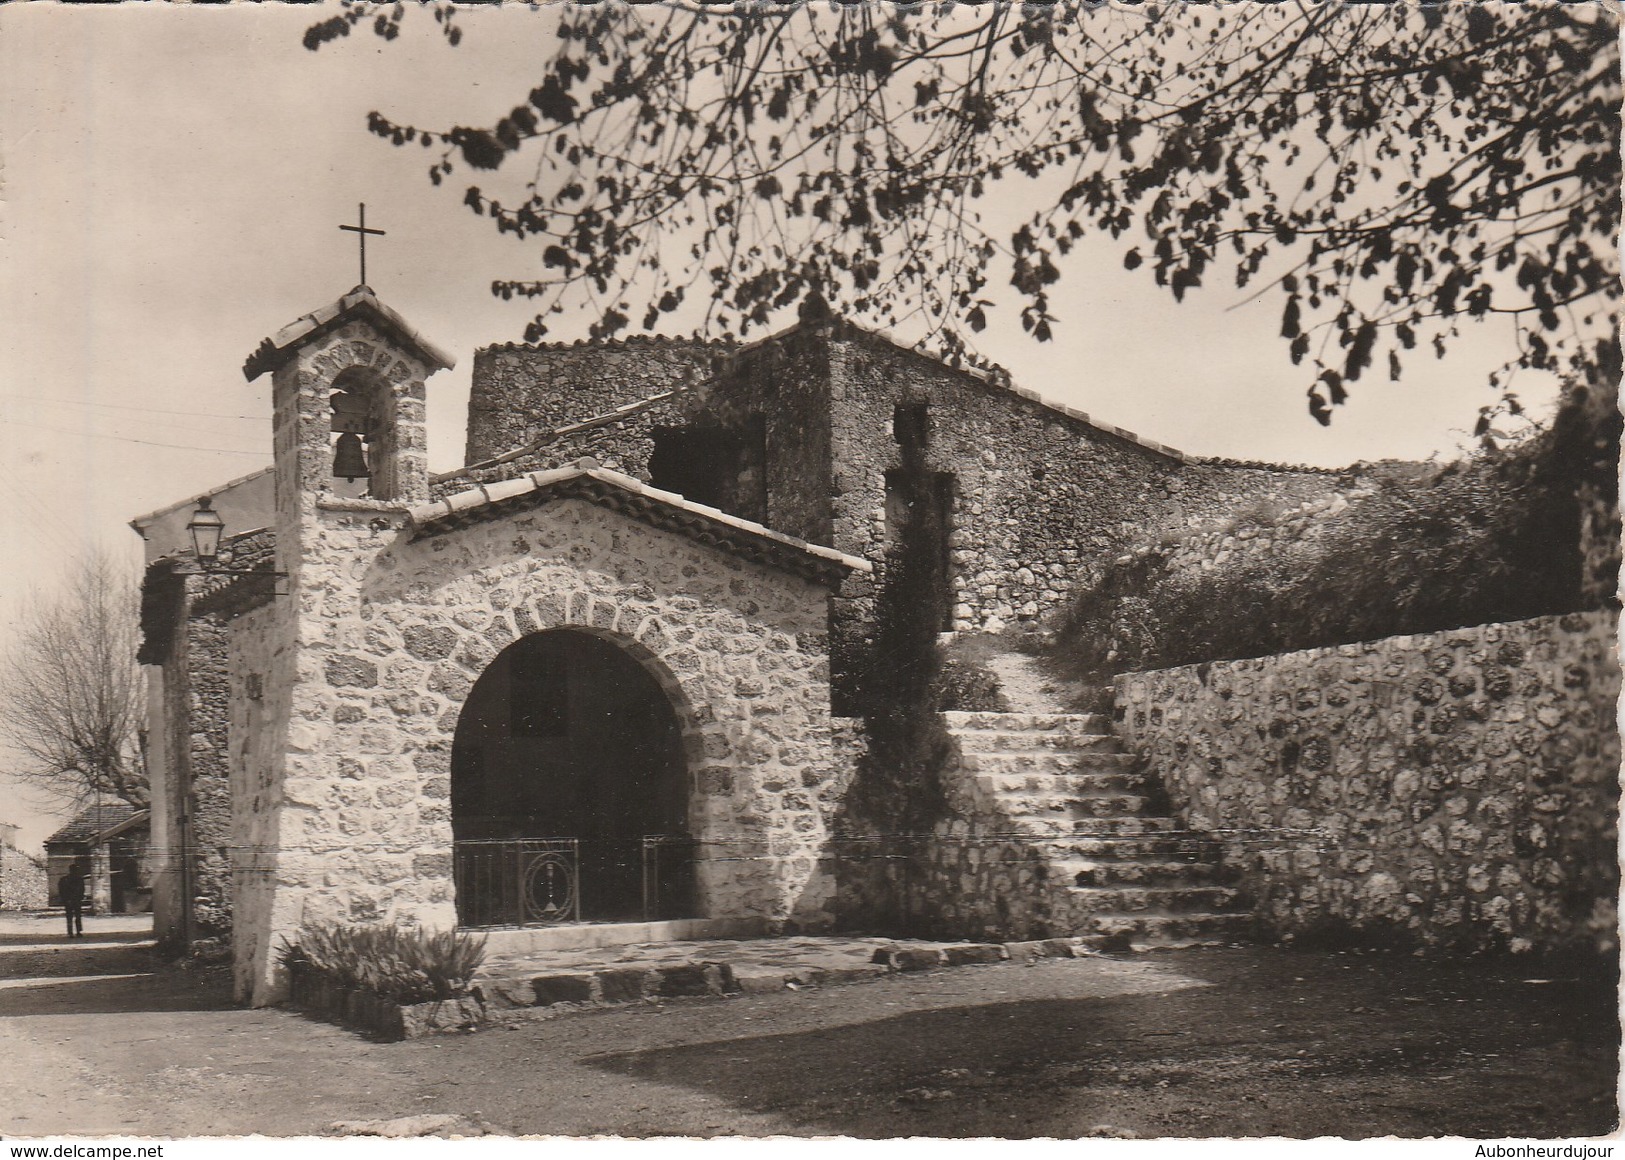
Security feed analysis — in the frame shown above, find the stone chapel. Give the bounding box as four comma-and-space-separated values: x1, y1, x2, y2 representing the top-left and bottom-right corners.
133, 286, 1613, 1006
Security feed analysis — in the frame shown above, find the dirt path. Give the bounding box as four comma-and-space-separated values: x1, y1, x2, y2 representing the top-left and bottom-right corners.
978, 648, 1098, 714
1, 914, 1615, 1140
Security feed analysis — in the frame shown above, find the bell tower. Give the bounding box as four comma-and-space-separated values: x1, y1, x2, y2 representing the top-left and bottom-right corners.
243, 286, 455, 516
234, 287, 454, 1004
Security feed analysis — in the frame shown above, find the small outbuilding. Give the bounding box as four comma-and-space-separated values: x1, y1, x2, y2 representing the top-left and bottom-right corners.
43, 805, 153, 914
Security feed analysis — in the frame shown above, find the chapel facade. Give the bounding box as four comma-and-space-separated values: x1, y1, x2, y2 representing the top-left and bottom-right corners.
134, 287, 1344, 1005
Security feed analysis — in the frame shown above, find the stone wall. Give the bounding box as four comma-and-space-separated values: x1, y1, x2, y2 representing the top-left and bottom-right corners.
228, 598, 294, 1002
826, 716, 1058, 940
147, 579, 185, 950
1125, 484, 1376, 577
146, 575, 238, 954
0, 843, 48, 910
231, 493, 843, 1004
1114, 611, 1620, 956
464, 340, 721, 465
816, 328, 1343, 708
919, 767, 1054, 941
452, 323, 1348, 714
186, 614, 234, 942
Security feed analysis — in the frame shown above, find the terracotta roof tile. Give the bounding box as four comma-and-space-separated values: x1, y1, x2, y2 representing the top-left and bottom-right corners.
43, 805, 149, 848
243, 286, 456, 381
411, 459, 871, 585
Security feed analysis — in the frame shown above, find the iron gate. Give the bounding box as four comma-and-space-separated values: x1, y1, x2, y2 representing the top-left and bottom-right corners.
640, 834, 699, 921
453, 838, 579, 928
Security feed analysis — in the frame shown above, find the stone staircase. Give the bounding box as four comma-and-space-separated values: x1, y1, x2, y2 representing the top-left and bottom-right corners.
943, 709, 1253, 950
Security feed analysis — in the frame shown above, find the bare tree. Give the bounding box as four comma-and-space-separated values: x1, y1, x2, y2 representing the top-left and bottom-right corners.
0, 553, 146, 809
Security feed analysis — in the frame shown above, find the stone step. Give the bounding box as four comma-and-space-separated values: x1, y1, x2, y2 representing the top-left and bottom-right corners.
1077, 911, 1256, 950
977, 770, 1147, 796
954, 731, 1123, 755
955, 750, 1137, 775
1065, 884, 1247, 914
996, 791, 1152, 818
473, 936, 1088, 1012
1053, 857, 1241, 888
1068, 816, 1182, 835
943, 711, 1109, 733
990, 814, 1183, 838
1062, 833, 1224, 859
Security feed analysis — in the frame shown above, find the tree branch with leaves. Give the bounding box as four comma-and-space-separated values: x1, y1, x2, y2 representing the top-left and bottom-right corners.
312, 0, 1619, 426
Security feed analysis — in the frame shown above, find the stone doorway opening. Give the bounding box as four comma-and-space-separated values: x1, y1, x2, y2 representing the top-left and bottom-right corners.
450, 628, 694, 927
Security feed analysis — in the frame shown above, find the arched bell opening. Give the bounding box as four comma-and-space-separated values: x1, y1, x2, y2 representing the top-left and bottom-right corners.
449, 628, 695, 928
327, 366, 396, 500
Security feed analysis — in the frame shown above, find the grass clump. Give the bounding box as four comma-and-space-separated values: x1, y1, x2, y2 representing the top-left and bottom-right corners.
277, 921, 487, 1004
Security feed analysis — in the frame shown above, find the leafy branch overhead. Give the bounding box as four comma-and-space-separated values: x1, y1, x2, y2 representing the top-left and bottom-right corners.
311, 2, 1619, 423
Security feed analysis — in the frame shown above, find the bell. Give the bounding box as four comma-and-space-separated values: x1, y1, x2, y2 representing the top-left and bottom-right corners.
332, 431, 370, 481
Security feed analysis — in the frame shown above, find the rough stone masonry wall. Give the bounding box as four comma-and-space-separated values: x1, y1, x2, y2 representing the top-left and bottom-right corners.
464, 340, 722, 465
457, 336, 831, 546
436, 395, 682, 500
0, 844, 48, 910
1114, 611, 1620, 956
920, 767, 1056, 942
234, 495, 843, 1003
821, 333, 1349, 634
827, 717, 1055, 940
147, 579, 238, 955
185, 614, 234, 943
152, 582, 192, 951
1572, 377, 1621, 609
816, 330, 1345, 713
228, 598, 294, 1003
1126, 481, 1376, 577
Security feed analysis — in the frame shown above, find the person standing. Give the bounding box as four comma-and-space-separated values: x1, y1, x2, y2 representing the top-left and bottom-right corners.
59, 861, 87, 938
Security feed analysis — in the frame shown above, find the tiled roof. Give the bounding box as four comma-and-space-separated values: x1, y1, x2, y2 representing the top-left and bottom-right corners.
411, 459, 872, 585
482, 335, 726, 354
128, 467, 275, 532
433, 385, 700, 487
243, 286, 456, 382
1191, 455, 1353, 475
43, 805, 150, 848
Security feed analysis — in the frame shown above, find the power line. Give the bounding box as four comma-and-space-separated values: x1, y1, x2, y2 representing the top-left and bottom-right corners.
0, 405, 271, 442
0, 392, 264, 423
0, 415, 269, 456
0, 460, 90, 561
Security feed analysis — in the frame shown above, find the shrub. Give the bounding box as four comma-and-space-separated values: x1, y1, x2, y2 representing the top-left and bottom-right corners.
277, 921, 487, 1004
935, 656, 1009, 712
1049, 383, 1616, 683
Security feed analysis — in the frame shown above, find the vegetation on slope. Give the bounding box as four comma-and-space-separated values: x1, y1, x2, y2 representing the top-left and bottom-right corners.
1049, 382, 1620, 682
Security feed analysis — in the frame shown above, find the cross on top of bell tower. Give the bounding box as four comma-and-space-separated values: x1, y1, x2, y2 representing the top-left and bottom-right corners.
338, 202, 386, 287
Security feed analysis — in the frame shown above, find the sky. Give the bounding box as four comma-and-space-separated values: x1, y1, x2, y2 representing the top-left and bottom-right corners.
0, 3, 1571, 851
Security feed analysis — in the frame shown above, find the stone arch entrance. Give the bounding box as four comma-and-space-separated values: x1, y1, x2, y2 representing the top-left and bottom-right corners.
450, 628, 694, 927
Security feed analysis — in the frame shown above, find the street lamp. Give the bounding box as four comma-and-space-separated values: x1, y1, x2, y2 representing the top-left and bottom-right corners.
186, 496, 226, 565
184, 496, 284, 580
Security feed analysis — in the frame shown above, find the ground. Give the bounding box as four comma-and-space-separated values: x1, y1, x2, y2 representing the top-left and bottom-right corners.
0, 912, 1616, 1140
